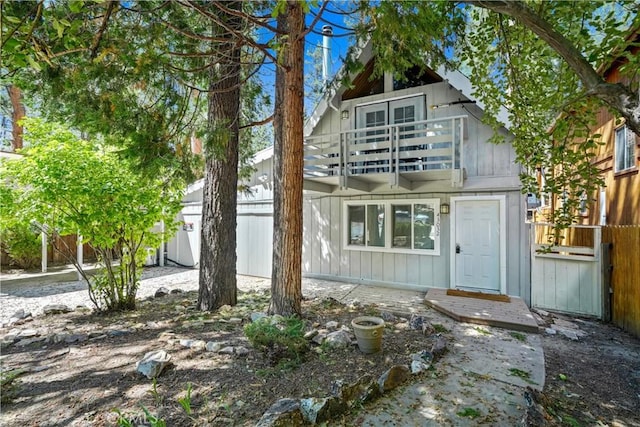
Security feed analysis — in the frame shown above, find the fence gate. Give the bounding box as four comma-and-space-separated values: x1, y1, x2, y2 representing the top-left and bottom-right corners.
530, 224, 603, 318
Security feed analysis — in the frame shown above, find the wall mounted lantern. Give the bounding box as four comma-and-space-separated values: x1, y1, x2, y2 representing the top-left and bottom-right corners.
440, 203, 450, 214
341, 109, 350, 120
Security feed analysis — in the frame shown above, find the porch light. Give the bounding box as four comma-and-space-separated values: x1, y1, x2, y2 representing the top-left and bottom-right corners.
440, 203, 450, 214
341, 109, 350, 120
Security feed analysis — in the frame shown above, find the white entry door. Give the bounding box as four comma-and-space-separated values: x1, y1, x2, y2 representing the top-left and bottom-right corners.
452, 198, 504, 293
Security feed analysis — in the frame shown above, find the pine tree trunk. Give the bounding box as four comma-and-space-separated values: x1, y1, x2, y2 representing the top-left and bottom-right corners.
8, 85, 25, 151
198, 2, 242, 311
269, 1, 305, 316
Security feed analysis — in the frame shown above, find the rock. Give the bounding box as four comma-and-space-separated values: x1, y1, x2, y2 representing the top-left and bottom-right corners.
300, 396, 348, 424
229, 317, 243, 324
379, 311, 397, 322
251, 312, 267, 322
235, 346, 250, 356
189, 340, 206, 350
411, 360, 431, 374
64, 334, 88, 344
9, 309, 31, 325
206, 341, 222, 353
107, 329, 131, 337
17, 329, 39, 339
522, 387, 550, 426
347, 299, 361, 309
256, 398, 304, 427
331, 374, 381, 404
377, 365, 411, 392
15, 337, 46, 347
324, 330, 352, 349
154, 287, 170, 298
545, 328, 557, 335
169, 288, 183, 294
533, 308, 550, 318
408, 315, 428, 330
430, 336, 448, 360
158, 332, 176, 342
217, 346, 249, 355
43, 304, 72, 315
304, 329, 319, 340
136, 350, 171, 379
410, 350, 433, 374
179, 339, 194, 348
394, 322, 409, 331
556, 328, 579, 341
325, 321, 339, 331
312, 332, 327, 345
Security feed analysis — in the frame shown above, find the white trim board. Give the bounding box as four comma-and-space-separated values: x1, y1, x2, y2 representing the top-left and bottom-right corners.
449, 195, 507, 295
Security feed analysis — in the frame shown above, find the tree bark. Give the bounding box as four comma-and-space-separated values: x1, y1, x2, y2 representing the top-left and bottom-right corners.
269, 1, 305, 316
469, 0, 640, 136
7, 85, 25, 150
198, 1, 242, 311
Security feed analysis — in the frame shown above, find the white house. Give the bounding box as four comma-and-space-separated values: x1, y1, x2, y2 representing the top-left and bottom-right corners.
168, 41, 531, 304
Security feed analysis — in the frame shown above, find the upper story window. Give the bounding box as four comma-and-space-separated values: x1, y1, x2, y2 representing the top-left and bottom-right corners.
614, 124, 636, 172
355, 95, 426, 131
345, 198, 440, 255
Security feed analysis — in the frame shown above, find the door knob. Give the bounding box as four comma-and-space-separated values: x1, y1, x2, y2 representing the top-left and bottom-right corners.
456, 244, 461, 254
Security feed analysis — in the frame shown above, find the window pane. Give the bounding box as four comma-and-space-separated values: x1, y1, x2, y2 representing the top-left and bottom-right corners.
348, 205, 365, 246
615, 126, 635, 171
414, 204, 435, 250
392, 204, 412, 248
367, 204, 385, 247
626, 127, 635, 170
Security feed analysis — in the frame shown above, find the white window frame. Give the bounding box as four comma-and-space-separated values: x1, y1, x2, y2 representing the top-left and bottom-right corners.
354, 95, 426, 131
343, 198, 441, 255
614, 124, 636, 172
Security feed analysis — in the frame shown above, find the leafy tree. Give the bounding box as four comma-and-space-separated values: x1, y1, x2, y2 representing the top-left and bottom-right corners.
0, 118, 182, 311
358, 1, 639, 226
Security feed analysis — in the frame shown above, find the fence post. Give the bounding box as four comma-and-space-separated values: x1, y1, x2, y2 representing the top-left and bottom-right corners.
601, 242, 613, 322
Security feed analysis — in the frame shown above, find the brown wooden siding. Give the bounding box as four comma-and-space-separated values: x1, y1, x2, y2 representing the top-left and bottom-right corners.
603, 225, 640, 338
533, 223, 594, 247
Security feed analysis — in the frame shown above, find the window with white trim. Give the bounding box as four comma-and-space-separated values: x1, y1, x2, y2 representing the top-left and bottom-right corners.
615, 125, 636, 172
344, 199, 440, 254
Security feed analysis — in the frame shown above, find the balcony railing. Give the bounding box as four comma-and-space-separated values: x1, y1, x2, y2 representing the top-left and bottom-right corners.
304, 116, 466, 189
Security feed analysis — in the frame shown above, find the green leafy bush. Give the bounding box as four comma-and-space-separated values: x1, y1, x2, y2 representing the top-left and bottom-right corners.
244, 316, 308, 365
0, 223, 41, 269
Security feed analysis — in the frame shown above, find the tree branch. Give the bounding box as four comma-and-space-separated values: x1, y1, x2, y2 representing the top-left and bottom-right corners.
240, 114, 273, 129
468, 0, 640, 135
90, 0, 117, 59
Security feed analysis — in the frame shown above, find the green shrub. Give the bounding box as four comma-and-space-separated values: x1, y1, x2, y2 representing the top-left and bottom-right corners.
244, 316, 308, 365
0, 223, 41, 269
1, 365, 24, 404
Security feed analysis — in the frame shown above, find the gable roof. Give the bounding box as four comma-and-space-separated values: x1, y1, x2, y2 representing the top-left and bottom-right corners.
304, 40, 511, 137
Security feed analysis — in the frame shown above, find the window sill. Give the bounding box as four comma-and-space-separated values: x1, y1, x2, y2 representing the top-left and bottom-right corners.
345, 245, 440, 256
613, 167, 638, 178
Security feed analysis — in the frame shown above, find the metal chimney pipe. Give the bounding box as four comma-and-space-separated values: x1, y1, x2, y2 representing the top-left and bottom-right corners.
321, 25, 333, 84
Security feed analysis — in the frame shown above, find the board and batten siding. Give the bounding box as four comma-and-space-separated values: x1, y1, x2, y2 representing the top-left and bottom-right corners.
302, 190, 530, 302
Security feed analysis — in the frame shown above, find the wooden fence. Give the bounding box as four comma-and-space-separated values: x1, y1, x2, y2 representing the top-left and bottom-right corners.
602, 226, 640, 338
530, 224, 602, 317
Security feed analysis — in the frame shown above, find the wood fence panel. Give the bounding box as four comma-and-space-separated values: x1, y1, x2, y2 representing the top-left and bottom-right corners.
602, 226, 640, 338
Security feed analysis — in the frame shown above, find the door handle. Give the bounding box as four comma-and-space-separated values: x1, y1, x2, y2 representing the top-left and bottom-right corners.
456, 244, 461, 254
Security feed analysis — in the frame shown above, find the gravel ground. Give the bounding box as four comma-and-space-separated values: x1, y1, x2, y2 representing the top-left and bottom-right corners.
0, 267, 270, 325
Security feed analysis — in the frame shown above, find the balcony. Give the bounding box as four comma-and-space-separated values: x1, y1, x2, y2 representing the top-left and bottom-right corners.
303, 116, 466, 193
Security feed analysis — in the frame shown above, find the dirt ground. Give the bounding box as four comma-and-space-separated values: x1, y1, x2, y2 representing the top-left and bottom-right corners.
1, 283, 639, 426
538, 313, 640, 427
1, 289, 438, 426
